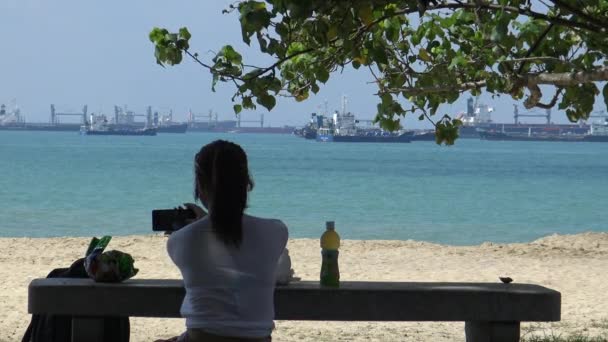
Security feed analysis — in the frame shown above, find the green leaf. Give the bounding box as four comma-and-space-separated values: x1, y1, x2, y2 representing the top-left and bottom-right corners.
491, 15, 510, 42
258, 94, 276, 110
268, 77, 282, 93
175, 39, 189, 50
149, 27, 163, 43
419, 48, 432, 62
372, 47, 388, 65
233, 104, 242, 114
295, 90, 309, 102
220, 45, 243, 64
316, 69, 330, 84
179, 27, 191, 40
165, 33, 178, 42
242, 96, 255, 109
357, 5, 374, 25
448, 55, 466, 70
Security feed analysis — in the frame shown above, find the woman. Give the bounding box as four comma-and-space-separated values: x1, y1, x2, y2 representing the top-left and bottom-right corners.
158, 140, 289, 342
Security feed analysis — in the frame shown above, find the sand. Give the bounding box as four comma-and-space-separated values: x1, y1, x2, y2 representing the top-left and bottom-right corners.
1, 232, 607, 342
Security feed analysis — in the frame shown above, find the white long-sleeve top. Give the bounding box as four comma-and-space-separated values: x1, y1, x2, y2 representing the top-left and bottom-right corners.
167, 214, 289, 338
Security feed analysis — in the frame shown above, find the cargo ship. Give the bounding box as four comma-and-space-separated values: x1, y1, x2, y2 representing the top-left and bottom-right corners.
293, 125, 317, 139
82, 127, 157, 136
187, 110, 294, 133
113, 106, 186, 133
157, 123, 187, 133
0, 104, 186, 133
151, 110, 187, 133
0, 104, 90, 131
313, 97, 412, 143
409, 130, 436, 141
80, 113, 157, 136
479, 117, 608, 142
0, 103, 24, 126
293, 115, 319, 139
188, 120, 238, 132
457, 97, 591, 138
229, 126, 296, 134
316, 127, 413, 143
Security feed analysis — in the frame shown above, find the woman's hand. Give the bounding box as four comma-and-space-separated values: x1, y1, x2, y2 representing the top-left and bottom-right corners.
182, 202, 206, 219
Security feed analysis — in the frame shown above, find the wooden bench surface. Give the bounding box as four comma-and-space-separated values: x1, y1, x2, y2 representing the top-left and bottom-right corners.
29, 278, 560, 322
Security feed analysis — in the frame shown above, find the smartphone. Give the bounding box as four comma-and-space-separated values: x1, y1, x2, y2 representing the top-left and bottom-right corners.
152, 208, 196, 232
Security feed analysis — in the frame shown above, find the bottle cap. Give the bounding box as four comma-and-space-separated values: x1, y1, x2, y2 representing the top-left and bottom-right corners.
325, 221, 335, 230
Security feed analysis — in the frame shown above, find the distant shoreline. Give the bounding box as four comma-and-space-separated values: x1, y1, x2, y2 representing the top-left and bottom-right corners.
2, 230, 607, 246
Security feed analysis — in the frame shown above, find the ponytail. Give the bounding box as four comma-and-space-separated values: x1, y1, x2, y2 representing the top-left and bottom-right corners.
194, 140, 253, 247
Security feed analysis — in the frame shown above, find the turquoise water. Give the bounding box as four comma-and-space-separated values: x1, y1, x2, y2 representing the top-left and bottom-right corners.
0, 131, 606, 244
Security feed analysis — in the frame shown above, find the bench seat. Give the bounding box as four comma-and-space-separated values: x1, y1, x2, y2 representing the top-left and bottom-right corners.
28, 278, 561, 341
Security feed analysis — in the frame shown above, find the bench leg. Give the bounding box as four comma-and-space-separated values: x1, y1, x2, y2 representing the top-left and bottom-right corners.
72, 316, 104, 342
465, 321, 520, 342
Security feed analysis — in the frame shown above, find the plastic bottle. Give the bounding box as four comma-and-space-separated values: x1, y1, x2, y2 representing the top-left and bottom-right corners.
320, 221, 340, 287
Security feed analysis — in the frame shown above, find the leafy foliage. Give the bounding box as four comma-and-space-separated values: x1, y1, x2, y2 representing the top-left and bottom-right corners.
150, 0, 608, 145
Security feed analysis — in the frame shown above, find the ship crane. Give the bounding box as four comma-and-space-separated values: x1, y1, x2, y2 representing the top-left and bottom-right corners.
236, 113, 264, 128
513, 105, 551, 125
188, 109, 219, 127
50, 104, 88, 125
114, 105, 153, 126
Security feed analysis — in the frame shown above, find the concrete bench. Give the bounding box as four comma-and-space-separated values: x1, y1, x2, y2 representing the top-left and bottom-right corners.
28, 278, 560, 342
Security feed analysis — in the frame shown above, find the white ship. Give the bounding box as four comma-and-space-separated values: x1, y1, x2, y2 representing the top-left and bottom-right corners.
0, 101, 24, 126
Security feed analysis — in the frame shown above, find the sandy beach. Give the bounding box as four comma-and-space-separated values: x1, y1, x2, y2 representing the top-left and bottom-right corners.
1, 232, 607, 341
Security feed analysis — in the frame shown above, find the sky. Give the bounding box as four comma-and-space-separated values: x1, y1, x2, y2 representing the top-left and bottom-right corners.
0, 0, 605, 128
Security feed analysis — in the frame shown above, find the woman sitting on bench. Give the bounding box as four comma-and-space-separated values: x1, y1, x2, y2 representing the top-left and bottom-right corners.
156, 140, 289, 342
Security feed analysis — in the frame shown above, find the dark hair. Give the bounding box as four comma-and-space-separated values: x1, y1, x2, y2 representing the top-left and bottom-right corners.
194, 140, 253, 247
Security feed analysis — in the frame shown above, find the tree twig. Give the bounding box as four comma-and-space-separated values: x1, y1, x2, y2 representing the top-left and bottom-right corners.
517, 23, 554, 74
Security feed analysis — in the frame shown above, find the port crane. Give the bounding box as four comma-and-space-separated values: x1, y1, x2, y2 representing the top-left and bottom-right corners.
236, 113, 264, 128
50, 104, 88, 125
513, 105, 551, 125
114, 106, 153, 126
188, 109, 220, 126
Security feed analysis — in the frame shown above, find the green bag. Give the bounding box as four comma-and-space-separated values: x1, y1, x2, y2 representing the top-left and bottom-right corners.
84, 236, 139, 282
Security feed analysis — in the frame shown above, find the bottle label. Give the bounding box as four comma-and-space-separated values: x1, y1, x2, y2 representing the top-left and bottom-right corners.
320, 249, 340, 287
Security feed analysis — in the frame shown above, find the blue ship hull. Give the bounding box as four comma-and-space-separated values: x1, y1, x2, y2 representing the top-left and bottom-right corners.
316, 133, 412, 143
84, 128, 157, 136
316, 133, 333, 142
479, 131, 608, 142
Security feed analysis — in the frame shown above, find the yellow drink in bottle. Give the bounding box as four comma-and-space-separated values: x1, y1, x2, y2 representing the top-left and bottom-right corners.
320, 221, 340, 287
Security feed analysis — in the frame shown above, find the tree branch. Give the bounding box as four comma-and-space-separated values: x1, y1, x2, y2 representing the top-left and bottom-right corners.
524, 83, 542, 109
548, 0, 608, 30
184, 50, 214, 70
535, 87, 564, 109
372, 1, 605, 34
242, 48, 315, 80
185, 47, 315, 82
382, 67, 608, 98
384, 80, 487, 95
517, 23, 554, 74
522, 66, 608, 86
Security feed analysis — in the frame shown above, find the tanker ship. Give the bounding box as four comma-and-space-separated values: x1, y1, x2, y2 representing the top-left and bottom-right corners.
0, 103, 82, 131
313, 97, 412, 143
479, 117, 608, 142
80, 113, 156, 136
457, 97, 590, 138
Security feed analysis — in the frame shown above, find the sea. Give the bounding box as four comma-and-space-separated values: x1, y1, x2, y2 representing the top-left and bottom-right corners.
0, 131, 606, 245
